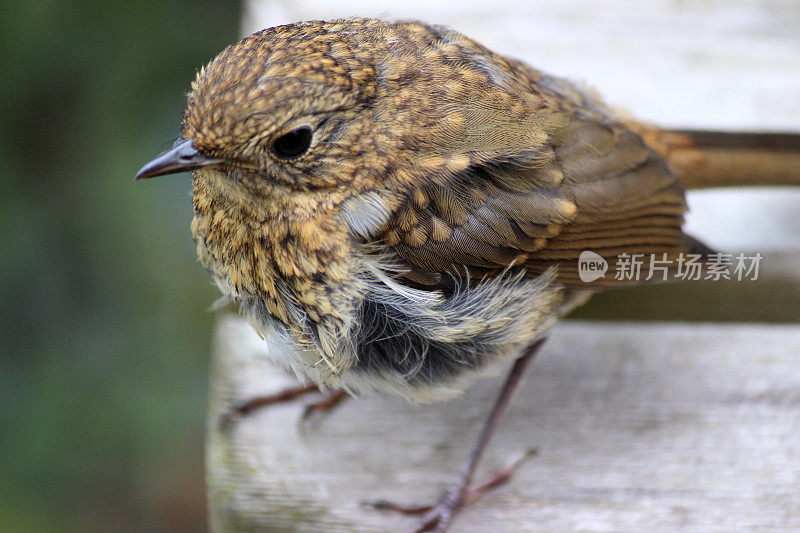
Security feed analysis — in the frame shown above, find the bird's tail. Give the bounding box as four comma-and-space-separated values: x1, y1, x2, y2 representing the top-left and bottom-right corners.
637, 128, 800, 190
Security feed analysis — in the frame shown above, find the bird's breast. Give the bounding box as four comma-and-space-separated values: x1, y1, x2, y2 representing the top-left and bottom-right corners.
190, 172, 363, 343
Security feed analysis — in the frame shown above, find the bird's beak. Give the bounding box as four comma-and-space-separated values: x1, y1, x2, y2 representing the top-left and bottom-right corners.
135, 138, 223, 180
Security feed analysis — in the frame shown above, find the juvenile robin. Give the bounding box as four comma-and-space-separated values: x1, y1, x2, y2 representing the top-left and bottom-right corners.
136, 18, 800, 532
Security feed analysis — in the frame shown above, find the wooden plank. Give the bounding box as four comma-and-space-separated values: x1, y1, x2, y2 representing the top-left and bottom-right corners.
208, 316, 800, 532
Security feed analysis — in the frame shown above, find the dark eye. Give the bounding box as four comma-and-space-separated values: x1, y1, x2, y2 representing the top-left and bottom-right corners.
271, 126, 313, 159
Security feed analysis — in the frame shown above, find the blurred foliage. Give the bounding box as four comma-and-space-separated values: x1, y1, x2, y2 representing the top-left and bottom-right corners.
0, 2, 241, 531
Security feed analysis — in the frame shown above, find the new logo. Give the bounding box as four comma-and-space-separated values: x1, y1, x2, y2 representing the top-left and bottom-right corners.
578, 251, 608, 282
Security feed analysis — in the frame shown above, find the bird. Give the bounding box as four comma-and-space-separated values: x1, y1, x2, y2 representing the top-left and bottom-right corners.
136, 18, 800, 532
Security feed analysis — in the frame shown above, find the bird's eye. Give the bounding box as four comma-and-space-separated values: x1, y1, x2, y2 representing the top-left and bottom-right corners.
271, 127, 313, 159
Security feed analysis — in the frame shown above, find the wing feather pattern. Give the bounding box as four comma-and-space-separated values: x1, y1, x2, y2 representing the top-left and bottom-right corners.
343, 72, 709, 290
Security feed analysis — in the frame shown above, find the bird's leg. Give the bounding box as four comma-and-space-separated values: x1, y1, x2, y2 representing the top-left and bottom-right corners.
220, 383, 348, 430
370, 338, 547, 533
300, 388, 348, 424
370, 448, 538, 515
233, 383, 319, 416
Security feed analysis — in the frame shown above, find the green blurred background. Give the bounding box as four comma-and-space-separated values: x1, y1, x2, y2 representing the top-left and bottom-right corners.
2, 2, 798, 532
0, 3, 241, 531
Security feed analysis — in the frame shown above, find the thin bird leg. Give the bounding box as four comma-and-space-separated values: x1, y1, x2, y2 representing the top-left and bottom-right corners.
460, 447, 538, 507
370, 338, 547, 533
232, 383, 319, 416
370, 447, 538, 515
220, 384, 348, 430
301, 388, 348, 424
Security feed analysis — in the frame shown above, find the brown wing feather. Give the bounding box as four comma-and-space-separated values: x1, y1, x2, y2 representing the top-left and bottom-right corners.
375, 112, 703, 289
343, 57, 708, 290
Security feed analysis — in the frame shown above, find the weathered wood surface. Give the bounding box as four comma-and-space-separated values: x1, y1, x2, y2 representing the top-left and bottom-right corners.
208, 317, 800, 532
206, 3, 800, 531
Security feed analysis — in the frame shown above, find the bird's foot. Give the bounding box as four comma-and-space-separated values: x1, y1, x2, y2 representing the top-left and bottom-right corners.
219, 384, 347, 430
299, 388, 348, 427
369, 448, 537, 532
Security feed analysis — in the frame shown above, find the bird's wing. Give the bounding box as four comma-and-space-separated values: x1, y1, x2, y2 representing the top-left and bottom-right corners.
378, 109, 710, 289
338, 67, 708, 290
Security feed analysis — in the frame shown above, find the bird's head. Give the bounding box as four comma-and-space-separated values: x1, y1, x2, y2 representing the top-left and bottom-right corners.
137, 21, 387, 198
135, 19, 559, 203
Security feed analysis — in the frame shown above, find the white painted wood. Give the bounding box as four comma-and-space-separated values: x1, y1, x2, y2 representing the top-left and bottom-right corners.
208, 316, 800, 532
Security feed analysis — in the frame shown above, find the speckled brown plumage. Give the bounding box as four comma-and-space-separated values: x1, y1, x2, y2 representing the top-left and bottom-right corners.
142, 18, 712, 398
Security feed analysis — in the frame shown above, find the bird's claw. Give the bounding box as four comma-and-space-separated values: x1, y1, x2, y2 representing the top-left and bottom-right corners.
367, 448, 538, 532
219, 383, 348, 431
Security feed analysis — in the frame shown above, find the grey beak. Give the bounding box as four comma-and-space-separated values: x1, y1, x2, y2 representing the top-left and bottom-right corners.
135, 138, 222, 180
